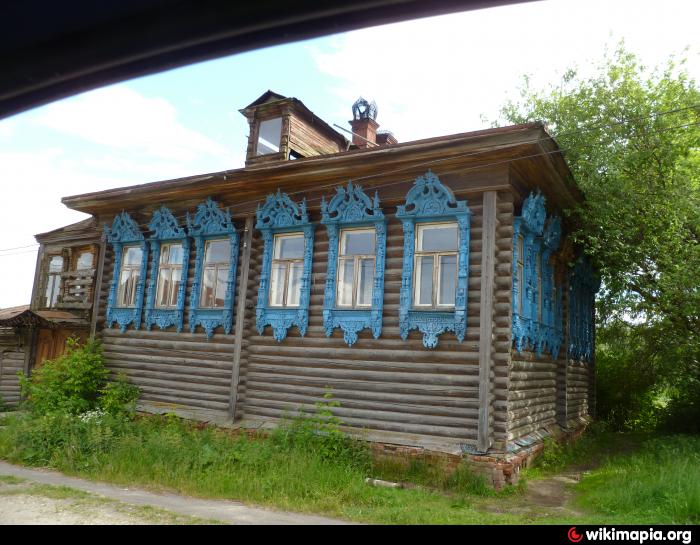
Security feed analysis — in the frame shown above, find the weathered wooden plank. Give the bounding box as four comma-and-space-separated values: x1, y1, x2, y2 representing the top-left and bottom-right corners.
230, 216, 254, 420
477, 191, 497, 452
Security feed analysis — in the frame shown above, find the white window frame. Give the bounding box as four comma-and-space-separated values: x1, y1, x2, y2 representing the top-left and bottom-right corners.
199, 238, 231, 309
155, 242, 184, 309
413, 221, 459, 310
336, 227, 376, 309
44, 255, 64, 308
256, 117, 283, 156
117, 245, 143, 308
269, 232, 305, 308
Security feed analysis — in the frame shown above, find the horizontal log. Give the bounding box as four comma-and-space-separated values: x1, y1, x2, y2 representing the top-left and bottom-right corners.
245, 371, 478, 397
245, 406, 474, 440
246, 363, 479, 387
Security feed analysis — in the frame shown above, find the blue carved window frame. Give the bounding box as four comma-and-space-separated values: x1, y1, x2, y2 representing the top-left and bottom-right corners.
186, 198, 239, 339
143, 205, 190, 332
396, 171, 470, 349
541, 217, 563, 358
255, 190, 314, 342
104, 211, 149, 333
512, 191, 564, 359
568, 256, 599, 362
321, 181, 386, 347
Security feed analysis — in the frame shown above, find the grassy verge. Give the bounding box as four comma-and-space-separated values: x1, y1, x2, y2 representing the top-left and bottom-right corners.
0, 411, 524, 524
0, 410, 697, 524
573, 435, 700, 524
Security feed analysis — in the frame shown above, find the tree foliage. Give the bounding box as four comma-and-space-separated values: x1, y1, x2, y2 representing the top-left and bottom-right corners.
498, 44, 700, 430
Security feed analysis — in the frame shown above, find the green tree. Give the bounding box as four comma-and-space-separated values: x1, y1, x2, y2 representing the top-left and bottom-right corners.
498, 44, 700, 430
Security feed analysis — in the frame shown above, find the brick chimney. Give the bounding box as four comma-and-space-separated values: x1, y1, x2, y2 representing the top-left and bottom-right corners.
349, 97, 379, 149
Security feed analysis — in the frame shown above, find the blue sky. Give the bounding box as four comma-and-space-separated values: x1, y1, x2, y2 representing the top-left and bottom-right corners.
0, 0, 698, 308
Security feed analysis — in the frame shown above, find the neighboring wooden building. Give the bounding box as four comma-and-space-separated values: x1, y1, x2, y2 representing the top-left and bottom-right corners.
20, 92, 598, 484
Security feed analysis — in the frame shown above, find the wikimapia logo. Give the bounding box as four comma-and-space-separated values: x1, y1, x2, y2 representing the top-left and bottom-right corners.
567, 527, 693, 544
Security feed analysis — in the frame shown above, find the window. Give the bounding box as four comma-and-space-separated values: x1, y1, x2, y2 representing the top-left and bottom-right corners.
117, 246, 143, 307
75, 251, 94, 270
269, 233, 304, 307
337, 228, 376, 308
188, 198, 239, 338
256, 191, 314, 341
516, 234, 524, 314
198, 239, 231, 308
320, 181, 386, 346
155, 243, 184, 308
396, 171, 470, 349
44, 255, 64, 307
413, 223, 458, 309
257, 117, 282, 155
536, 249, 542, 322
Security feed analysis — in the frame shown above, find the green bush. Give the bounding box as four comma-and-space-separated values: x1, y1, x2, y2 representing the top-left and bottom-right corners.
19, 338, 140, 418
100, 373, 140, 416
20, 338, 108, 415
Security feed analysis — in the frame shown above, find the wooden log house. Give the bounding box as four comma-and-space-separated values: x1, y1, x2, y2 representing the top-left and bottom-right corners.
2, 92, 598, 484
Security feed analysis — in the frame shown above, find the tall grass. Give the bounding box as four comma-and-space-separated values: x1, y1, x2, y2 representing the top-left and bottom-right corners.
575, 435, 700, 524
0, 411, 518, 524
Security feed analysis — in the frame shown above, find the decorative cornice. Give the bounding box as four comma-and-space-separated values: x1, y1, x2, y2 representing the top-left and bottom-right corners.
396, 170, 469, 219
256, 189, 309, 231
149, 205, 186, 240
104, 211, 143, 244
186, 197, 234, 238
321, 180, 383, 225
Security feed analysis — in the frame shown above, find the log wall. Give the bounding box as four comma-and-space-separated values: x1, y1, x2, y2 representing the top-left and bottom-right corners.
96, 211, 247, 423
87, 168, 592, 451
238, 189, 487, 446
0, 330, 26, 407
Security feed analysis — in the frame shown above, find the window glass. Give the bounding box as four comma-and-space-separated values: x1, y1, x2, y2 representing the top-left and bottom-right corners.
45, 256, 64, 308
155, 243, 183, 308
438, 254, 457, 306
123, 246, 143, 266
337, 259, 355, 307
257, 118, 282, 155
269, 233, 304, 307
76, 251, 93, 270
205, 239, 230, 264
48, 256, 63, 273
269, 262, 286, 307
275, 235, 304, 259
418, 224, 458, 252
199, 239, 230, 309
341, 230, 375, 256
116, 246, 142, 307
415, 255, 434, 305
287, 262, 303, 307
357, 258, 375, 306
337, 229, 376, 308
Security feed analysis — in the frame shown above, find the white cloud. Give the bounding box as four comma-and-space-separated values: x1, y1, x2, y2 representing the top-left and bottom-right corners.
0, 86, 245, 308
37, 86, 231, 162
311, 0, 700, 142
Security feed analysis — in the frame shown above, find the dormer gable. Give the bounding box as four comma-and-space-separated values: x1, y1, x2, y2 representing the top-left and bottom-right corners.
239, 90, 347, 167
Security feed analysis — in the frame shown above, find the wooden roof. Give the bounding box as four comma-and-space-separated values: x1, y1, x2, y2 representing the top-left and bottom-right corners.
61, 122, 581, 216
35, 217, 101, 244
0, 305, 87, 328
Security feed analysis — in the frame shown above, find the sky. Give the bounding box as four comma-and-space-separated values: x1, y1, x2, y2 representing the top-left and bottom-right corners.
0, 0, 698, 308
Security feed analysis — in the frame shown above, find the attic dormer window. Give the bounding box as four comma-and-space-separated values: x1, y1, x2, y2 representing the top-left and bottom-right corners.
257, 117, 282, 155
